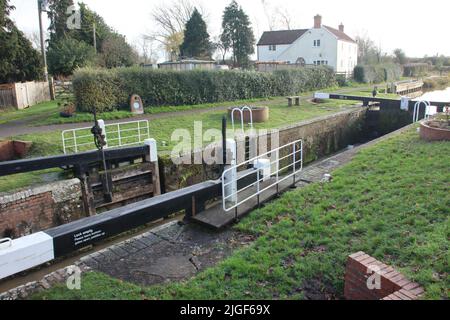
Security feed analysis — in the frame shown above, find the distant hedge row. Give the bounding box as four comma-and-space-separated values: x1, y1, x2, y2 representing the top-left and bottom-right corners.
353, 64, 402, 83
403, 63, 429, 77
73, 67, 336, 112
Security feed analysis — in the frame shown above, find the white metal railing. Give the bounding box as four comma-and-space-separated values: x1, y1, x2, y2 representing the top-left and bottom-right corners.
62, 120, 150, 154
231, 106, 254, 131
413, 100, 431, 123
222, 139, 303, 212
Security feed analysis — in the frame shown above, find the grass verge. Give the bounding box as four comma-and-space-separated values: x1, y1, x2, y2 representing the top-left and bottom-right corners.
32, 127, 449, 300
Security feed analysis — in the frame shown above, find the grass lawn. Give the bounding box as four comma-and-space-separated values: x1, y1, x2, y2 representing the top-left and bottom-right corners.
32, 127, 449, 300
0, 84, 376, 127
0, 169, 70, 194
0, 98, 360, 192
0, 100, 60, 125
7, 99, 361, 155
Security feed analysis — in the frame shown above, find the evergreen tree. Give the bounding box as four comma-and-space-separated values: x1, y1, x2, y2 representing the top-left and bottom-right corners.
47, 0, 74, 42
221, 1, 255, 68
47, 37, 95, 77
0, 0, 43, 83
73, 3, 111, 53
179, 8, 211, 59
100, 33, 137, 68
46, 2, 137, 74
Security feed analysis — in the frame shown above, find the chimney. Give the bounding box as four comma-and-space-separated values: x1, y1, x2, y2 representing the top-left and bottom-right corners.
314, 15, 322, 29
339, 23, 344, 32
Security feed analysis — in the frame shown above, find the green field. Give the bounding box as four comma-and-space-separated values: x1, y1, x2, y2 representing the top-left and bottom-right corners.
33, 127, 450, 300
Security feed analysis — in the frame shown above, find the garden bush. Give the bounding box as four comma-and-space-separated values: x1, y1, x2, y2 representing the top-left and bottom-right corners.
403, 63, 429, 77
353, 64, 402, 83
73, 67, 336, 112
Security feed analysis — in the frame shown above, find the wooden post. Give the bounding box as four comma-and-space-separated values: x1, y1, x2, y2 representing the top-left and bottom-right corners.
49, 77, 56, 100
151, 161, 161, 196
75, 165, 96, 216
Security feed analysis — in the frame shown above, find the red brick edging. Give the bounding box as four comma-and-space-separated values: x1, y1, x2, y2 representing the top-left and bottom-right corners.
344, 252, 424, 300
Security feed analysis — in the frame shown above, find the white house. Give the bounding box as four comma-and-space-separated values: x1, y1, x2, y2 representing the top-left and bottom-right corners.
257, 15, 358, 76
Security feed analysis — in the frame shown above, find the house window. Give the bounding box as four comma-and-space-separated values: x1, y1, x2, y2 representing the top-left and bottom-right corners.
269, 45, 277, 51
313, 40, 321, 47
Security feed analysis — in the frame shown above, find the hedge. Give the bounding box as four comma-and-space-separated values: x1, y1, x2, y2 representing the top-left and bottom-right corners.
403, 63, 429, 77
353, 64, 402, 83
73, 67, 336, 112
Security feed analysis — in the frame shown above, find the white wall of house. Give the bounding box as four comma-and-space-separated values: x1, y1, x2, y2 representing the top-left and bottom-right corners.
277, 27, 338, 68
257, 44, 290, 62
336, 40, 358, 74
256, 22, 358, 75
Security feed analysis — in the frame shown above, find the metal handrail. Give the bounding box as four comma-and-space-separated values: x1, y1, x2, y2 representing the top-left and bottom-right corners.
413, 100, 431, 123
62, 120, 150, 154
222, 139, 303, 212
231, 106, 254, 131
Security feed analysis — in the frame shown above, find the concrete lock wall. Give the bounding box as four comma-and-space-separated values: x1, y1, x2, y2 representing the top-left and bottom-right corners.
0, 179, 84, 238
163, 108, 367, 191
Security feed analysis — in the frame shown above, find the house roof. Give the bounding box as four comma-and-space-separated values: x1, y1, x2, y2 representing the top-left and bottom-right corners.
323, 25, 356, 43
257, 29, 308, 46
257, 26, 357, 46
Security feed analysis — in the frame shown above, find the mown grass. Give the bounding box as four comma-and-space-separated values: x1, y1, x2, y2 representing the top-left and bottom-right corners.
0, 100, 60, 125
0, 169, 68, 194
0, 82, 394, 127
29, 91, 336, 126
33, 128, 449, 300
6, 99, 360, 155
0, 98, 359, 192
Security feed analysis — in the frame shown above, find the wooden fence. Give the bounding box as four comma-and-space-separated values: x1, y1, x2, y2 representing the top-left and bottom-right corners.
0, 85, 15, 109
0, 81, 51, 110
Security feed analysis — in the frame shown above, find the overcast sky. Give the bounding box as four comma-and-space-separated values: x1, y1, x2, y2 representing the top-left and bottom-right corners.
10, 0, 450, 60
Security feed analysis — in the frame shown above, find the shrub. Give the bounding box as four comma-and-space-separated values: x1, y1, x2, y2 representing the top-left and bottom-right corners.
73, 66, 336, 112
48, 38, 96, 77
353, 64, 402, 83
403, 63, 429, 77
423, 76, 450, 90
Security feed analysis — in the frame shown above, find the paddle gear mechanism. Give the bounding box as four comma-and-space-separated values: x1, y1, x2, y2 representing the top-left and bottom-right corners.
91, 109, 113, 202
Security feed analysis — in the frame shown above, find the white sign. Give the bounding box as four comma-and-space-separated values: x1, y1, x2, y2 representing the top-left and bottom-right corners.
400, 97, 409, 111
314, 92, 330, 100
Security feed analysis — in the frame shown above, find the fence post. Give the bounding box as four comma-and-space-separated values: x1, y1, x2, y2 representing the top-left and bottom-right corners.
144, 138, 161, 197
224, 139, 237, 207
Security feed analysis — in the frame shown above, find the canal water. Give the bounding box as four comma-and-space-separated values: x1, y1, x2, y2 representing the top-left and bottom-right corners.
417, 86, 450, 102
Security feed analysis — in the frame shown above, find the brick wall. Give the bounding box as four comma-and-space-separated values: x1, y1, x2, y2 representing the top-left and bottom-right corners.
344, 251, 424, 300
0, 140, 32, 161
0, 179, 84, 238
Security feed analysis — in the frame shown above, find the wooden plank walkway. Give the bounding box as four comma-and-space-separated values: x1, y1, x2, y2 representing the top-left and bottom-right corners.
191, 176, 298, 229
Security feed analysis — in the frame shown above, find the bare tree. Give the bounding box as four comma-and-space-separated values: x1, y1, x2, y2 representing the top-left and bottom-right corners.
26, 31, 42, 50
275, 8, 293, 30
260, 0, 277, 31
260, 0, 295, 30
138, 35, 159, 64
147, 0, 207, 60
212, 35, 228, 64
355, 31, 378, 64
